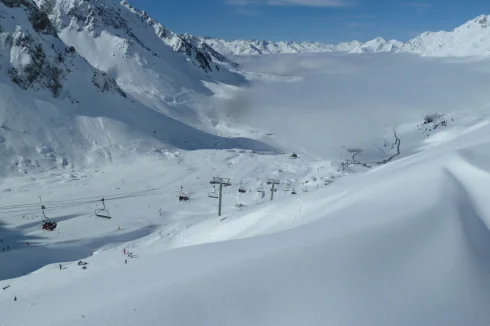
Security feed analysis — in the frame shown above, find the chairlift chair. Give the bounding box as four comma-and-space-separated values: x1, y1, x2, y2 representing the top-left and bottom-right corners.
256, 183, 265, 193
95, 198, 112, 219
41, 205, 57, 231
179, 186, 190, 202
208, 186, 219, 199
238, 183, 247, 193
291, 188, 297, 195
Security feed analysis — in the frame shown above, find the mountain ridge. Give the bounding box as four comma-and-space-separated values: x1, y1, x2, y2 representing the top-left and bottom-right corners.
0, 0, 270, 176
198, 14, 490, 57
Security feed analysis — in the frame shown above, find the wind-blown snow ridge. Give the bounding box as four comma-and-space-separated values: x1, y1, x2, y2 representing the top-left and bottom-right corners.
202, 14, 490, 57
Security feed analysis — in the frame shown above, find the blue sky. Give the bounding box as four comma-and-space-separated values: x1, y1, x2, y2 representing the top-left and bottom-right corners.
126, 0, 490, 43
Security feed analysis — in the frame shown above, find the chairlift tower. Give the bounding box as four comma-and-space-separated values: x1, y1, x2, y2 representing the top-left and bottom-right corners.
210, 177, 231, 216
266, 179, 280, 201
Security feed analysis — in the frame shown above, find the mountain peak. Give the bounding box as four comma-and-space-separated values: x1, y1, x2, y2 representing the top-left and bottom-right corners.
455, 14, 490, 31
473, 14, 489, 25
198, 14, 490, 58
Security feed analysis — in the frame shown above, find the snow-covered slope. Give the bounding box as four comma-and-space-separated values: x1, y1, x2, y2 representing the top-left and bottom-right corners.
0, 0, 129, 174
35, 0, 244, 125
2, 26, 490, 325
0, 0, 271, 177
349, 37, 403, 54
119, 1, 238, 71
2, 104, 490, 326
397, 15, 490, 57
203, 15, 490, 57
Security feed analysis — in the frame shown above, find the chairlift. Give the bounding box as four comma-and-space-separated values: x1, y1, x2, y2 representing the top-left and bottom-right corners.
238, 183, 247, 193
179, 186, 190, 202
41, 205, 57, 231
208, 185, 219, 199
95, 198, 112, 219
256, 183, 265, 193
291, 188, 297, 195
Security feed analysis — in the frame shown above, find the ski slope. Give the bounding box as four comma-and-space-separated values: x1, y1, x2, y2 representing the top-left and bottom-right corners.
2, 111, 490, 325
2, 22, 490, 325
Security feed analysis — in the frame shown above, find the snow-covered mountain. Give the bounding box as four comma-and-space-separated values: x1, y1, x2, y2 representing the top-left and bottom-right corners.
0, 0, 269, 177
201, 37, 362, 55
0, 0, 129, 175
202, 15, 490, 57
396, 15, 490, 57
349, 37, 403, 54
200, 36, 407, 56
119, 1, 238, 70
35, 0, 245, 125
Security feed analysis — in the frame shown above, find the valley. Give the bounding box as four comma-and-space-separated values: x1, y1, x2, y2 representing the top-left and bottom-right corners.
1, 1, 490, 325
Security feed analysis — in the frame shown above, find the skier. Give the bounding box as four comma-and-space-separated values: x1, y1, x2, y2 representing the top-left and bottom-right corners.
123, 248, 126, 255
125, 259, 127, 264
59, 264, 62, 270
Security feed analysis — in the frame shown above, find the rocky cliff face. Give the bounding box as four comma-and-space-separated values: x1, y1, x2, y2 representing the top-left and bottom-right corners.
0, 0, 124, 100
35, 0, 237, 74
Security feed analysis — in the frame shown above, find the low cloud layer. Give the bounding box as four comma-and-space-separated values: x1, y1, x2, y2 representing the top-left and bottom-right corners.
219, 53, 490, 158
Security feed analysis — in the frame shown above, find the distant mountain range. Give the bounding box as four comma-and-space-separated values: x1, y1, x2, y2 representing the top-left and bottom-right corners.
199, 15, 490, 57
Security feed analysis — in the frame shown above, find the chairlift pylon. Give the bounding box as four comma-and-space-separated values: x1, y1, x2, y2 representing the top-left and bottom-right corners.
95, 198, 112, 219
